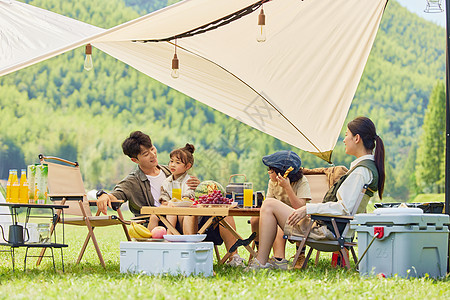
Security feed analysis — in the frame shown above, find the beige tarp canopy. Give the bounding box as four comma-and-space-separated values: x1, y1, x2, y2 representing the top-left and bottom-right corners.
0, 0, 104, 75
0, 0, 388, 163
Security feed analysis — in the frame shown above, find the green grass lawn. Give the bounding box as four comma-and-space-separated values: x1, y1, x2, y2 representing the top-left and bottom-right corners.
411, 194, 445, 203
1, 215, 449, 299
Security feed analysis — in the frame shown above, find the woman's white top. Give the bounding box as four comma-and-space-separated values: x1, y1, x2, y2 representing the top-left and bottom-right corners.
306, 154, 375, 216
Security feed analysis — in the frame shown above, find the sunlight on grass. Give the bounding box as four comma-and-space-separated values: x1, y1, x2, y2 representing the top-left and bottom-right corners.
412, 194, 445, 203
0, 215, 449, 299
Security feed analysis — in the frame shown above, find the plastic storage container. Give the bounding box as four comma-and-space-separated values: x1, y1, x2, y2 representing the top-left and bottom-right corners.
351, 208, 449, 278
120, 241, 214, 276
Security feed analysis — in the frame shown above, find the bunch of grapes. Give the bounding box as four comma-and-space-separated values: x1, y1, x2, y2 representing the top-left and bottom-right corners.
193, 190, 233, 205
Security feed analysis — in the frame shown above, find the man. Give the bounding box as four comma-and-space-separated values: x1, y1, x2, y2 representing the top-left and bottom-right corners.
97, 131, 245, 266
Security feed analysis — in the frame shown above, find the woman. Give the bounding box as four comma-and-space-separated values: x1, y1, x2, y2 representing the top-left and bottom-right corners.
247, 116, 385, 270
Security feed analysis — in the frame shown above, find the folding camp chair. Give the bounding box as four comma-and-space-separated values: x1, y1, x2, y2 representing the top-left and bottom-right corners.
285, 184, 369, 270
304, 174, 330, 204
36, 155, 131, 268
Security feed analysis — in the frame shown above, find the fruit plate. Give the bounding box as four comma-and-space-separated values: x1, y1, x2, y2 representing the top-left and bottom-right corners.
132, 238, 165, 242
163, 234, 207, 242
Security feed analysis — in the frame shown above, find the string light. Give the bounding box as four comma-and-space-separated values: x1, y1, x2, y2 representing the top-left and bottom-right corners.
257, 5, 266, 42
84, 44, 93, 71
171, 40, 179, 79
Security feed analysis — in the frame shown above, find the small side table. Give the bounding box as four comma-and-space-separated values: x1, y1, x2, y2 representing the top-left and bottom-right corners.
0, 202, 68, 272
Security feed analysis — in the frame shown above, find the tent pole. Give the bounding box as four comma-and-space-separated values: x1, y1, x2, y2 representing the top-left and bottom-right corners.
445, 0, 450, 274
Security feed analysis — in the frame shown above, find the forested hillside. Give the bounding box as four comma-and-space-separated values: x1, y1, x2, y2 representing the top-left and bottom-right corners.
0, 0, 445, 200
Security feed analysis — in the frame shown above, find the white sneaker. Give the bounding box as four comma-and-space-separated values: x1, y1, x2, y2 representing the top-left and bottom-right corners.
244, 258, 272, 271
268, 257, 289, 270
226, 254, 245, 267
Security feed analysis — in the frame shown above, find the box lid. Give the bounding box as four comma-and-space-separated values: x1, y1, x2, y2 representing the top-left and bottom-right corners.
120, 241, 214, 250
351, 208, 450, 227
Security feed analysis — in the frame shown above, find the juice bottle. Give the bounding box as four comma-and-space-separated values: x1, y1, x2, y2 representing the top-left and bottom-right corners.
27, 164, 36, 204
19, 169, 29, 203
6, 169, 13, 202
35, 164, 48, 204
10, 169, 19, 203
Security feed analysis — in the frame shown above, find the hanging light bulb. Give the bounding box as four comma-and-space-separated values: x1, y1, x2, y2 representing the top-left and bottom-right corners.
171, 53, 179, 78
256, 8, 266, 42
84, 44, 93, 71
171, 40, 179, 79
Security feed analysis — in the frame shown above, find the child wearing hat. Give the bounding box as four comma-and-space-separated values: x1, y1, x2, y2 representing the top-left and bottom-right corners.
250, 150, 311, 269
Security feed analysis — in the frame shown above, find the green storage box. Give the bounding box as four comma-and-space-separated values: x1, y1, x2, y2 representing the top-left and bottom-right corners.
351, 208, 449, 278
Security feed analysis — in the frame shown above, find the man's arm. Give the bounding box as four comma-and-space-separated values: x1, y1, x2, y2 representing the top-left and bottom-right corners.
97, 173, 136, 215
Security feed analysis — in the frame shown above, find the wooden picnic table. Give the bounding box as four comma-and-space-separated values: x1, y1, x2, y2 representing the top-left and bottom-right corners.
140, 206, 260, 263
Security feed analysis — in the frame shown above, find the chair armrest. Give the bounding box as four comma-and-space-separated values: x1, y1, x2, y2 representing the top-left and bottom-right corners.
310, 214, 353, 223
88, 199, 124, 211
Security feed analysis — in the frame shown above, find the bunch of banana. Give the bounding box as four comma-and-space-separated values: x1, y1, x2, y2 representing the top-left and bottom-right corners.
128, 222, 152, 239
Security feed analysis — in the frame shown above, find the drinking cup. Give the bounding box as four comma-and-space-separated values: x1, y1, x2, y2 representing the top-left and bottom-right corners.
243, 182, 253, 208
172, 181, 182, 200
37, 223, 51, 244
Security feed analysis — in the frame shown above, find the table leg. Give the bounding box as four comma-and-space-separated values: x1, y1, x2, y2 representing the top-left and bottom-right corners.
24, 247, 28, 271
197, 217, 216, 234
213, 245, 221, 262
219, 219, 258, 258
37, 199, 65, 266
157, 215, 181, 235
11, 247, 15, 272
50, 247, 56, 272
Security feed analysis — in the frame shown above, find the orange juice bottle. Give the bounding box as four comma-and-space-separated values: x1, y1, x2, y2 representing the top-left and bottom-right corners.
6, 169, 13, 202
10, 169, 19, 203
19, 169, 29, 203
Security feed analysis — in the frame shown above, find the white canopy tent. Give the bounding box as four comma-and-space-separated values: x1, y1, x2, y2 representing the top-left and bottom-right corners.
0, 0, 388, 162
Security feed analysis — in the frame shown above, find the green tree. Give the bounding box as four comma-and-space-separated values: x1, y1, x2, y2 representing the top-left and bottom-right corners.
416, 81, 445, 193
392, 142, 418, 200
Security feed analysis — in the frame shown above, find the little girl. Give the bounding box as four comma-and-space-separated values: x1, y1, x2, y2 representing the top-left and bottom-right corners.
148, 143, 196, 231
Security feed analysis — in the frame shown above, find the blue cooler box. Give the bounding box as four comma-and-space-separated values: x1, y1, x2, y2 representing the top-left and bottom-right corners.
351, 208, 449, 278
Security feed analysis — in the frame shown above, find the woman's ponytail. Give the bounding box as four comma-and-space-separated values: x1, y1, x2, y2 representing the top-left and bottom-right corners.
374, 135, 385, 199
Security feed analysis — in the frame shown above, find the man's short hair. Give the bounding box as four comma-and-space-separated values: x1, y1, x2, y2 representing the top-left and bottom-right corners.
122, 131, 153, 158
